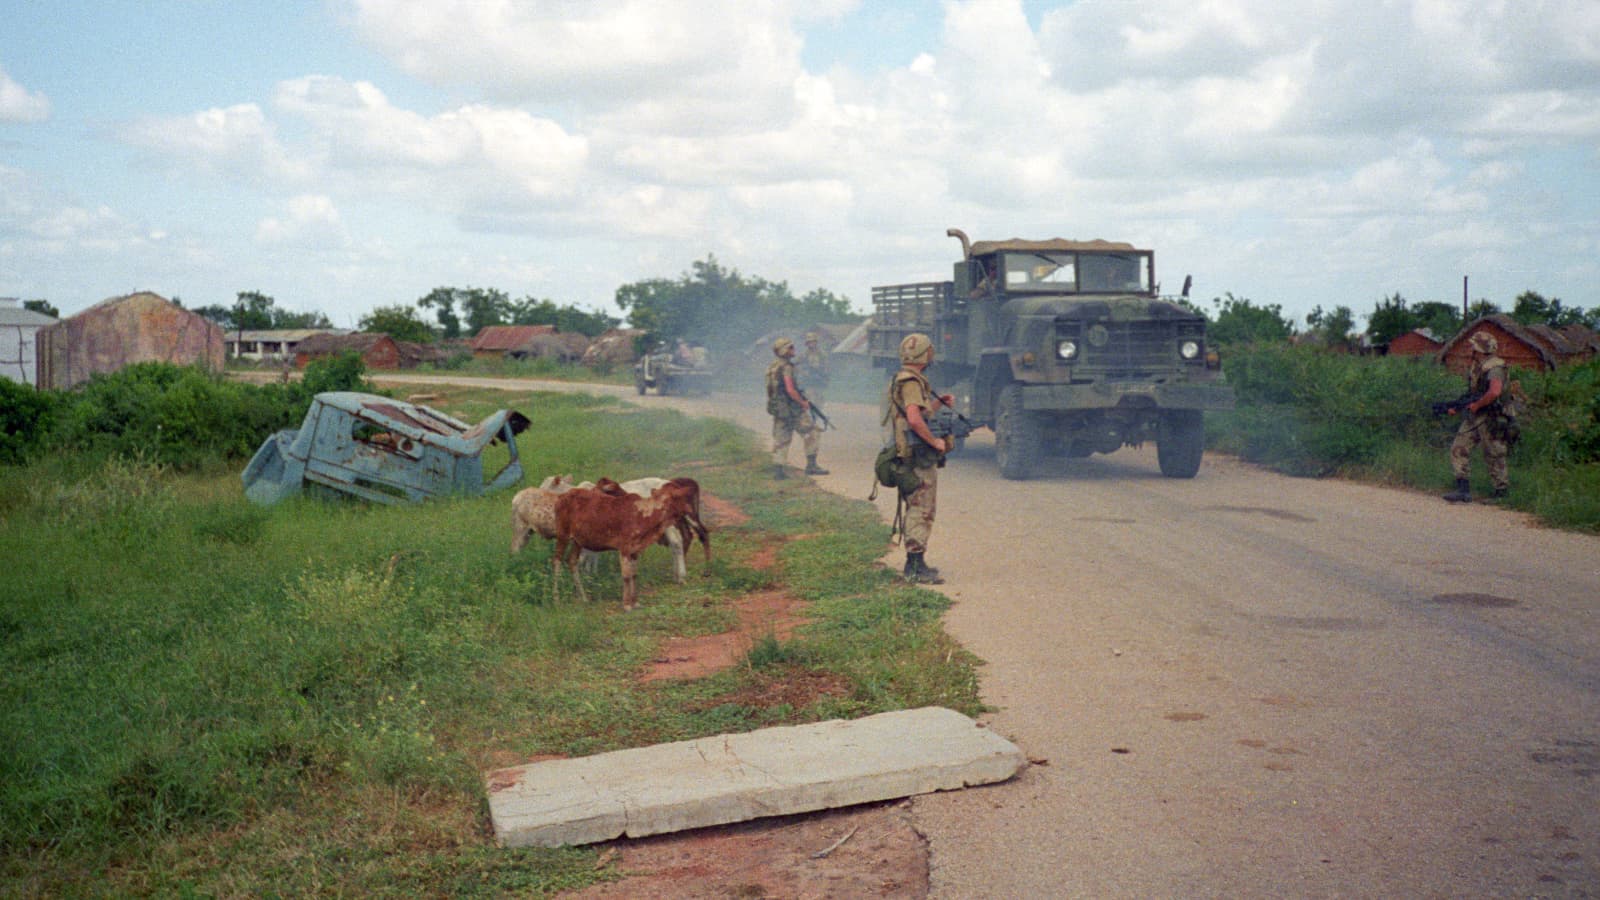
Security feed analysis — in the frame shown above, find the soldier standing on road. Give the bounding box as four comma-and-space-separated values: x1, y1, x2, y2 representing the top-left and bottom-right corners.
1443, 331, 1514, 502
886, 333, 956, 584
796, 331, 831, 407
766, 337, 828, 479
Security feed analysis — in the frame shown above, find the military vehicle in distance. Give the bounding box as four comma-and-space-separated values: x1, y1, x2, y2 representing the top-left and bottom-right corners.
868, 229, 1233, 479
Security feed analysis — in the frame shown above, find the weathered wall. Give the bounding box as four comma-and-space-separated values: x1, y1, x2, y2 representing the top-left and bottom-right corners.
37, 292, 225, 390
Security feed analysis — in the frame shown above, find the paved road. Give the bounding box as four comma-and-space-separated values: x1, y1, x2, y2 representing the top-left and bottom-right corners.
382, 375, 1600, 897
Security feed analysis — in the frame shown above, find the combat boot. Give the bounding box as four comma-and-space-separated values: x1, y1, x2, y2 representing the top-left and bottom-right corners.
773, 464, 788, 480
903, 552, 943, 584
805, 455, 830, 475
1442, 478, 1471, 503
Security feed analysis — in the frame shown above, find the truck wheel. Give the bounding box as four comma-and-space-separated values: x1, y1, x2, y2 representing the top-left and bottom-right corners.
635, 375, 647, 395
995, 384, 1042, 480
1157, 410, 1205, 478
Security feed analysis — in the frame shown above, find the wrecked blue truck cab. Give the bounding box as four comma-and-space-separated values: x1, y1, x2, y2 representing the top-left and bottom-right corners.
242, 392, 531, 505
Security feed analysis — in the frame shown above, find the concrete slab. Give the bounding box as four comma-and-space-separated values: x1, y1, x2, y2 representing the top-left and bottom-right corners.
486, 706, 1026, 848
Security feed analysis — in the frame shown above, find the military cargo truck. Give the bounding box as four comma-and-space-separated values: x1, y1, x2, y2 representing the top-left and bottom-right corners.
868, 229, 1233, 479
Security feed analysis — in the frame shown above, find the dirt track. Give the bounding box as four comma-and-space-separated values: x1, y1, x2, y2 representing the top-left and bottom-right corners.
383, 375, 1600, 897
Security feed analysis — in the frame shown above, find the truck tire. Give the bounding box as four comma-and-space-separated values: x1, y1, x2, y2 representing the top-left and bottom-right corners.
635, 375, 647, 395
995, 384, 1043, 480
1157, 410, 1205, 478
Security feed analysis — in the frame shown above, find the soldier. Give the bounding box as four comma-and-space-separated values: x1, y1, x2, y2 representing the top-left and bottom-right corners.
885, 333, 956, 584
765, 337, 827, 479
1443, 331, 1514, 502
796, 331, 831, 406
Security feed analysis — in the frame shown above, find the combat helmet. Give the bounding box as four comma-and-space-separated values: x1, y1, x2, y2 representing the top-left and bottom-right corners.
772, 337, 795, 357
899, 332, 934, 365
1469, 332, 1498, 354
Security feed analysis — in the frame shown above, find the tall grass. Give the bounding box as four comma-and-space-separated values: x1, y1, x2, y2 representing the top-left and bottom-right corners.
1211, 345, 1600, 530
0, 387, 979, 896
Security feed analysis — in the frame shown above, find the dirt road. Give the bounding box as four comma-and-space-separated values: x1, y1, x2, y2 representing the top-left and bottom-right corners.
387, 375, 1600, 896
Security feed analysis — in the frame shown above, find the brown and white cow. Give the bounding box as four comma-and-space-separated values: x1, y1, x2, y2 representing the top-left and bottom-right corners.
552, 477, 703, 610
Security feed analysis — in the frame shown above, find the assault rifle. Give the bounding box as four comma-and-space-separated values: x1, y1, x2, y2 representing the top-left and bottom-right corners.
908, 405, 977, 453
1431, 391, 1484, 418
796, 387, 832, 431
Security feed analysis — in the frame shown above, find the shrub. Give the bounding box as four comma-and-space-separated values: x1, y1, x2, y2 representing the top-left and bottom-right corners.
0, 377, 54, 465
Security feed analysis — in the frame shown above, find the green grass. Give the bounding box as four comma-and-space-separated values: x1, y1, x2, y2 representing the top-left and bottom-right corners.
1210, 346, 1600, 531
0, 386, 980, 897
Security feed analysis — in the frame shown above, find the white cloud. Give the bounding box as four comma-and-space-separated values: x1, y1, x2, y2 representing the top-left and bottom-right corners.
256, 194, 350, 248
0, 65, 50, 122
120, 103, 311, 181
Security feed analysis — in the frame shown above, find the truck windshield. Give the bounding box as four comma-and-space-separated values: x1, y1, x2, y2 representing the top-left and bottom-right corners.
1001, 251, 1151, 294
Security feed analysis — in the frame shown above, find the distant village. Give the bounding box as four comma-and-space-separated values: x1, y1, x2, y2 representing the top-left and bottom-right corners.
2, 290, 1596, 391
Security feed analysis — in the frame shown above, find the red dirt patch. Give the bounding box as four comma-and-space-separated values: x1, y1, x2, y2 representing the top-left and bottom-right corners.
643, 589, 810, 682
566, 800, 928, 899
699, 492, 750, 527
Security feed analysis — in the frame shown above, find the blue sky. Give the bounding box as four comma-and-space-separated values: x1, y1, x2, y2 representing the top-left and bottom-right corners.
3, 0, 1598, 329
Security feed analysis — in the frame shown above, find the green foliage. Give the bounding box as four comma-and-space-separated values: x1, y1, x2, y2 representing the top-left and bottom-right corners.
416, 286, 620, 340
1213, 344, 1600, 528
1208, 292, 1296, 346
9, 356, 371, 471
23, 298, 59, 318
48, 363, 298, 469
615, 255, 859, 353
359, 304, 436, 343
0, 376, 55, 464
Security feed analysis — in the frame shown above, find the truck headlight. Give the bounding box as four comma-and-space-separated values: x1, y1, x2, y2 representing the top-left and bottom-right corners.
1057, 340, 1078, 361
1179, 340, 1201, 360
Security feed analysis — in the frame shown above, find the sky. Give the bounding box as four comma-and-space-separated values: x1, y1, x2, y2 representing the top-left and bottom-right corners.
2, 0, 1598, 330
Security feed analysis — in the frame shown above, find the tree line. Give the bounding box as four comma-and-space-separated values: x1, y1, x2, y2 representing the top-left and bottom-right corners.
1190, 289, 1600, 347
170, 254, 859, 352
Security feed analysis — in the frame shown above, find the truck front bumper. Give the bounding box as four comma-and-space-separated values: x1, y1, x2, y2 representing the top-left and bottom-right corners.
1023, 381, 1236, 412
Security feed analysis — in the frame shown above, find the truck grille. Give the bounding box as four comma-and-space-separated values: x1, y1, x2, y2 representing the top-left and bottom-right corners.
1062, 320, 1201, 376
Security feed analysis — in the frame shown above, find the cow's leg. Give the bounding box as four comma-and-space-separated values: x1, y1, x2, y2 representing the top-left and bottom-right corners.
568, 546, 589, 603
662, 524, 687, 583
551, 537, 565, 601
511, 521, 530, 554
620, 553, 638, 610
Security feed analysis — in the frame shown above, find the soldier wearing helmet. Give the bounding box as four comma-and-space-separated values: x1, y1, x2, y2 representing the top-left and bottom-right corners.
1442, 330, 1514, 502
884, 332, 956, 583
766, 337, 827, 479
797, 331, 831, 407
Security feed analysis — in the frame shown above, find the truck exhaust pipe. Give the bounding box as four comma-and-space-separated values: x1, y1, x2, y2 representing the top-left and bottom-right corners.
947, 228, 972, 260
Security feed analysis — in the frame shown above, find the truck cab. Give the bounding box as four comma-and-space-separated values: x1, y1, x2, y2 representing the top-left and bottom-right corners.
869, 229, 1233, 479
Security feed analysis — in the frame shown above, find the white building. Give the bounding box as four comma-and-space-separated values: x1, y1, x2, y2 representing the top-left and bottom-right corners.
0, 297, 58, 387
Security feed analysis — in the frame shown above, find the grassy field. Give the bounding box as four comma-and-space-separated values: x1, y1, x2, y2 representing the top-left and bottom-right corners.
0, 386, 981, 897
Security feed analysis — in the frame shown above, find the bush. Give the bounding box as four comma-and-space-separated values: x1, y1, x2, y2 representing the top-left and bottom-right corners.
0, 378, 54, 465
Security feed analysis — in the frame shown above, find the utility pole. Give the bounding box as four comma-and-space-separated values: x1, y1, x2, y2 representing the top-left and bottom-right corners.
1462, 276, 1469, 319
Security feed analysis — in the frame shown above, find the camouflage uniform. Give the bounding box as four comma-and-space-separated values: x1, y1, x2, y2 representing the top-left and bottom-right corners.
766, 342, 820, 476
888, 366, 940, 555
796, 333, 830, 406
1449, 343, 1512, 494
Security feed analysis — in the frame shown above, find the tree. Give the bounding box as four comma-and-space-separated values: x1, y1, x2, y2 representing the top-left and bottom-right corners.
192, 305, 235, 329
1208, 293, 1295, 346
461, 288, 513, 336
1411, 301, 1462, 338
614, 255, 858, 352
416, 287, 464, 339
232, 291, 276, 330
22, 299, 59, 318
1365, 293, 1416, 345
507, 296, 620, 337
1466, 298, 1501, 321
1305, 304, 1356, 346
358, 305, 435, 343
